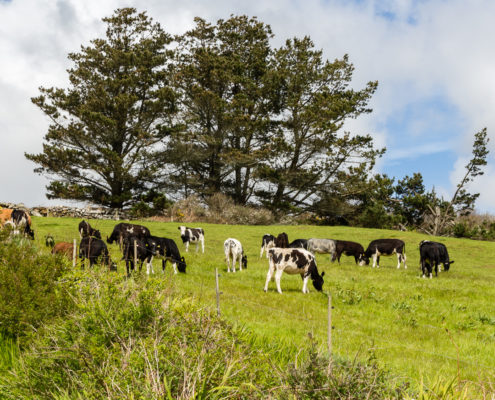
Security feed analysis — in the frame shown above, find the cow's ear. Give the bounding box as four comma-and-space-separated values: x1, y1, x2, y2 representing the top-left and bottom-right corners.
177, 227, 180, 230
321, 271, 325, 277
450, 260, 455, 264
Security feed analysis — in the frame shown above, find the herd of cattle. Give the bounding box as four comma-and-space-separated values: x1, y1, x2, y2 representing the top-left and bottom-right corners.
0, 208, 455, 294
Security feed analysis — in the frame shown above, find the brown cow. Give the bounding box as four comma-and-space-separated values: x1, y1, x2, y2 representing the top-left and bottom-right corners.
52, 242, 75, 260
0, 208, 34, 239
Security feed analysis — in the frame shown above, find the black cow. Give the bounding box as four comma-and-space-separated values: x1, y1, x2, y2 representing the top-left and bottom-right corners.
274, 232, 289, 248
260, 234, 276, 258
288, 239, 308, 249
148, 235, 187, 274
333, 240, 365, 264
360, 239, 407, 269
78, 220, 101, 239
79, 237, 116, 270
107, 222, 151, 245
419, 240, 454, 278
264, 248, 325, 294
178, 226, 205, 253
121, 235, 157, 276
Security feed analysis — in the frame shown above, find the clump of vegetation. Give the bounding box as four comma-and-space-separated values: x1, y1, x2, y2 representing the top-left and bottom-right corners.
0, 230, 73, 342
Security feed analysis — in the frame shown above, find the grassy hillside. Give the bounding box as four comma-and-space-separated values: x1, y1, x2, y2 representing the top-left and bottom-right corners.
31, 217, 495, 394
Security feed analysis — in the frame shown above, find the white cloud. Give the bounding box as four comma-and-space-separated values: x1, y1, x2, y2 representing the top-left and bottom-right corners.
1, 0, 495, 211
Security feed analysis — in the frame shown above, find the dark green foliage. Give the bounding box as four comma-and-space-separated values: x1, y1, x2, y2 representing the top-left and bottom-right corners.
286, 338, 406, 399
26, 8, 178, 209
0, 231, 73, 341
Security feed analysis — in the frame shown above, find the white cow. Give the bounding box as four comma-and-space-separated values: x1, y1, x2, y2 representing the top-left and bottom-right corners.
264, 248, 325, 294
224, 238, 247, 272
178, 226, 205, 253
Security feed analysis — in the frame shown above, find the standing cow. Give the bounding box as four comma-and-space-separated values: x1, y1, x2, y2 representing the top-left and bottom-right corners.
147, 236, 187, 274
419, 240, 454, 278
78, 220, 101, 239
224, 238, 247, 273
360, 239, 407, 269
121, 235, 156, 276
107, 223, 151, 246
260, 234, 276, 258
0, 208, 34, 239
264, 248, 325, 294
306, 238, 337, 261
333, 240, 365, 264
79, 237, 117, 270
178, 226, 205, 253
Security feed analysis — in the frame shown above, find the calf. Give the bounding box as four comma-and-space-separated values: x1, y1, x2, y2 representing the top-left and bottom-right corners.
306, 238, 337, 260
419, 240, 454, 278
79, 237, 116, 270
333, 240, 365, 264
45, 235, 55, 249
360, 239, 407, 269
260, 234, 276, 258
147, 236, 186, 274
52, 242, 75, 260
78, 220, 101, 239
178, 226, 205, 253
122, 235, 157, 276
288, 239, 308, 249
107, 222, 151, 245
264, 248, 325, 294
224, 238, 247, 273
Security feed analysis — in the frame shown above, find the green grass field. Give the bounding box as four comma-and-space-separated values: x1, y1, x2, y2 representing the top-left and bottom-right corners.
29, 217, 495, 393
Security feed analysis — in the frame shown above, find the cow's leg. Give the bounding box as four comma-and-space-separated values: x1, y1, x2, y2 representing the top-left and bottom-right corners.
264, 265, 275, 292
260, 246, 264, 259
172, 262, 178, 274
403, 253, 407, 269
146, 256, 154, 275
195, 241, 199, 253
227, 255, 231, 273
185, 241, 189, 252
162, 259, 167, 272
331, 251, 337, 262
201, 238, 204, 253
275, 269, 284, 294
238, 254, 242, 271
232, 255, 236, 273
302, 274, 310, 293
396, 253, 401, 269
372, 253, 377, 268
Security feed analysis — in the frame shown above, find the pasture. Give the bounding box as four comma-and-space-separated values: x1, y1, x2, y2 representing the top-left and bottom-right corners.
25, 217, 495, 392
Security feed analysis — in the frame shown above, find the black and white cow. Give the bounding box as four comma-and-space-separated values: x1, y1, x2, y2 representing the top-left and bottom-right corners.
260, 234, 276, 258
419, 240, 454, 278
178, 226, 205, 253
147, 236, 187, 274
79, 236, 117, 270
224, 238, 247, 273
333, 240, 365, 264
78, 220, 101, 239
121, 235, 157, 276
288, 239, 308, 249
360, 239, 407, 269
107, 222, 151, 245
306, 238, 337, 260
264, 248, 325, 294
8, 209, 35, 239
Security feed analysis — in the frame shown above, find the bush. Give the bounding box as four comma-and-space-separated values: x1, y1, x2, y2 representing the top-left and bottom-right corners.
0, 232, 73, 341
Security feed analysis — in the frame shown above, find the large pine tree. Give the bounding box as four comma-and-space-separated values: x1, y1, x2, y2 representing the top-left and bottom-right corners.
26, 8, 177, 209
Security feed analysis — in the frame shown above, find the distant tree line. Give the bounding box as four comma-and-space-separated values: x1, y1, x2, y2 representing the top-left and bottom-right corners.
26, 8, 489, 234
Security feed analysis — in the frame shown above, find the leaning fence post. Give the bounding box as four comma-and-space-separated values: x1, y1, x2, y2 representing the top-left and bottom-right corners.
327, 293, 332, 359
72, 238, 76, 268
134, 240, 137, 271
215, 268, 221, 317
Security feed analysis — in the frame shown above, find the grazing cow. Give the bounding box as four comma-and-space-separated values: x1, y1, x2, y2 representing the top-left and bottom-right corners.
121, 235, 157, 276
288, 239, 308, 249
360, 239, 407, 269
306, 238, 337, 260
107, 222, 151, 245
178, 226, 205, 253
224, 238, 247, 273
419, 240, 454, 278
147, 236, 186, 274
52, 242, 75, 260
274, 232, 289, 248
260, 234, 276, 258
45, 235, 55, 248
78, 220, 101, 239
0, 209, 34, 239
333, 240, 365, 264
79, 236, 116, 270
264, 248, 325, 294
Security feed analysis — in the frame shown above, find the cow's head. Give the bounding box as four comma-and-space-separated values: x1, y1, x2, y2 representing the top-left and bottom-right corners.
109, 261, 118, 272
178, 226, 186, 235
242, 255, 248, 269
93, 229, 102, 240
106, 235, 113, 244
178, 256, 187, 273
27, 228, 35, 240
312, 271, 325, 291
443, 260, 454, 271
359, 256, 370, 266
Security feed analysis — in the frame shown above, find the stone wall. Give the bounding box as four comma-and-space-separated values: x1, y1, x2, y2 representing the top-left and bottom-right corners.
0, 202, 131, 220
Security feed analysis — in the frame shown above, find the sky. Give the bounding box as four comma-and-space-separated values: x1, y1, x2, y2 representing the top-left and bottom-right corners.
1, 0, 495, 212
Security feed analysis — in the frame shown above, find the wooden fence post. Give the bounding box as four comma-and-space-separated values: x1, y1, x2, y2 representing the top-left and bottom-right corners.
134, 240, 137, 272
215, 268, 221, 317
72, 238, 76, 268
